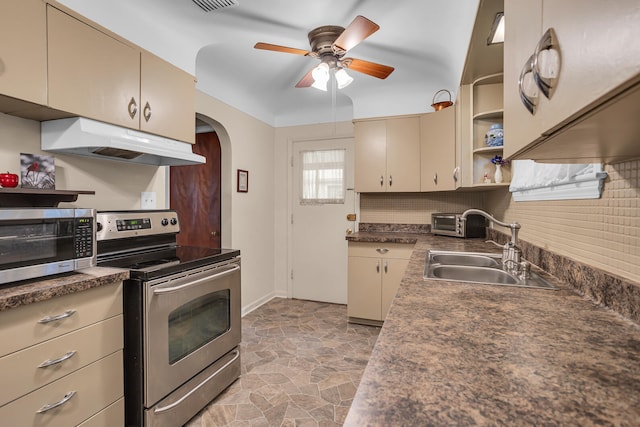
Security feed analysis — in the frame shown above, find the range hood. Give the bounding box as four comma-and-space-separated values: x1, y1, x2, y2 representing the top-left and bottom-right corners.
41, 117, 205, 166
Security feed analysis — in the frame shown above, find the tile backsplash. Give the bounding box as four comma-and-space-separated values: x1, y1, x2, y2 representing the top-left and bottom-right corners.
359, 159, 639, 284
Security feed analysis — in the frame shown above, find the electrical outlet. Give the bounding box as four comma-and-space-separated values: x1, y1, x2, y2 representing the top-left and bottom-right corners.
140, 192, 156, 209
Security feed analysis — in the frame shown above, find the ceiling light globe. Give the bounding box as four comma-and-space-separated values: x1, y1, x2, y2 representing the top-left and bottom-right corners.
335, 68, 354, 89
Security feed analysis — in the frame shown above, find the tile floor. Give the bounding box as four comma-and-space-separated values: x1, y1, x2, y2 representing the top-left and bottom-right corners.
185, 298, 381, 426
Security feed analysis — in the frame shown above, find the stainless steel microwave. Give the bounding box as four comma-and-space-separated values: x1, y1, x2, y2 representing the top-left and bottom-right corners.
431, 212, 486, 238
0, 208, 96, 285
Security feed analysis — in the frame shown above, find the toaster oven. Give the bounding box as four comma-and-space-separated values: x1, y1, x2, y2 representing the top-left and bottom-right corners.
431, 212, 486, 238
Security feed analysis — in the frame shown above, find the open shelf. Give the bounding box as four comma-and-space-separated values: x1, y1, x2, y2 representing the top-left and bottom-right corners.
0, 188, 95, 207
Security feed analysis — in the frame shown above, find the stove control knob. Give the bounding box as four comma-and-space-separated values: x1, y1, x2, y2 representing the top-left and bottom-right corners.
170, 218, 178, 226
161, 218, 169, 226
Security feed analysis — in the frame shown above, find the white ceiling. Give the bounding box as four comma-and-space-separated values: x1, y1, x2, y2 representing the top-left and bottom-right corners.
56, 0, 480, 127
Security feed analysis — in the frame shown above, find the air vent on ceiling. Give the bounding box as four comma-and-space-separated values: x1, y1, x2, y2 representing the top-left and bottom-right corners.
192, 0, 239, 12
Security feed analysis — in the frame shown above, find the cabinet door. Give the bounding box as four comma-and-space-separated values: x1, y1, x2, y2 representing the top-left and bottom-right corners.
540, 0, 640, 136
502, 0, 543, 159
386, 117, 421, 192
347, 256, 382, 321
354, 120, 387, 192
140, 51, 195, 143
0, 0, 47, 105
381, 258, 409, 320
47, 6, 140, 129
420, 108, 456, 191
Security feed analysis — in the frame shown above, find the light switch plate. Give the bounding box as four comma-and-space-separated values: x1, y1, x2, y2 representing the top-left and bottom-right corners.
141, 191, 156, 209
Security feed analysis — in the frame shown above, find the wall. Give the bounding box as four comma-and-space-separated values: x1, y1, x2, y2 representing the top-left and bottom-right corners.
195, 92, 276, 314
0, 112, 166, 210
273, 121, 354, 299
486, 159, 640, 284
360, 192, 486, 224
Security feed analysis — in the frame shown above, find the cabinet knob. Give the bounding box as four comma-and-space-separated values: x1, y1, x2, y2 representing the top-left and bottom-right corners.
433, 173, 438, 184
143, 102, 152, 122
376, 261, 380, 273
389, 175, 393, 186
380, 175, 384, 187
128, 97, 138, 119
384, 260, 388, 273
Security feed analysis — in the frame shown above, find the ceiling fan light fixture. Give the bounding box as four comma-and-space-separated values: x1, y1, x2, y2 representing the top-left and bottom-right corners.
311, 62, 330, 91
335, 68, 354, 89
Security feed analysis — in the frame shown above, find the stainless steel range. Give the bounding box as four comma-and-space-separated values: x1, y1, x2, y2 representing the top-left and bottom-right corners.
96, 210, 241, 427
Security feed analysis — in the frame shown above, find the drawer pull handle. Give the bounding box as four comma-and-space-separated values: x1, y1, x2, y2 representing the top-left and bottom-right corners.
384, 260, 388, 273
38, 310, 76, 324
533, 27, 561, 99
38, 351, 77, 368
36, 391, 76, 414
154, 350, 240, 414
153, 265, 240, 294
376, 261, 380, 273
376, 248, 389, 254
379, 175, 384, 187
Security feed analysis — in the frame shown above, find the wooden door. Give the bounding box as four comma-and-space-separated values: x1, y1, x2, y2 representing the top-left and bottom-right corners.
170, 132, 221, 248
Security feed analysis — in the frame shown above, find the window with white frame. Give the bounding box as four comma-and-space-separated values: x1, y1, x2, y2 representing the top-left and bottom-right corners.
300, 149, 346, 205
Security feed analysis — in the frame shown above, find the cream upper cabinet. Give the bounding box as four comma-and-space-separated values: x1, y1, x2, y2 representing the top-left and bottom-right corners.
47, 6, 195, 143
47, 6, 140, 130
420, 107, 456, 191
354, 116, 420, 192
140, 52, 196, 143
0, 0, 47, 105
504, 0, 640, 162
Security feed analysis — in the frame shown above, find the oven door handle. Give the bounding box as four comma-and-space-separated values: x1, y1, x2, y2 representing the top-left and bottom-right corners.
152, 264, 240, 295
153, 349, 240, 414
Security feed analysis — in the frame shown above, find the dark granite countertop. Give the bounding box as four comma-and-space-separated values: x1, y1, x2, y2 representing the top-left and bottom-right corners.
0, 267, 129, 312
345, 232, 640, 426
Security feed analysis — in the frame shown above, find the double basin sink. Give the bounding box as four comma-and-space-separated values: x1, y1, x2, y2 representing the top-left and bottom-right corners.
424, 250, 556, 290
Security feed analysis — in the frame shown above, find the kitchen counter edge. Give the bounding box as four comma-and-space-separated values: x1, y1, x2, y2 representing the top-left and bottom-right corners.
0, 267, 130, 312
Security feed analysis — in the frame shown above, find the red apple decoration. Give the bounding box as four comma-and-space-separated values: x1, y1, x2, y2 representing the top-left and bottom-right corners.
0, 172, 19, 188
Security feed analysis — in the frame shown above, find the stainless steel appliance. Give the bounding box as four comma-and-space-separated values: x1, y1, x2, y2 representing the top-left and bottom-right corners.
0, 208, 95, 285
96, 210, 241, 427
431, 212, 486, 238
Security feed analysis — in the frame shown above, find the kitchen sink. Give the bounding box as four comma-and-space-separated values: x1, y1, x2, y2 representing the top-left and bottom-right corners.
424, 250, 557, 290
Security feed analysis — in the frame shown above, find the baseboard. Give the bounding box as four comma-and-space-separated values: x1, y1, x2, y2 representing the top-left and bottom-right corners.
241, 292, 286, 317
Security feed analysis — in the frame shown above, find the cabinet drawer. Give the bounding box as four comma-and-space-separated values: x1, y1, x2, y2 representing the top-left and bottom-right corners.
0, 282, 123, 357
348, 242, 414, 259
0, 350, 123, 427
0, 315, 123, 406
77, 398, 124, 427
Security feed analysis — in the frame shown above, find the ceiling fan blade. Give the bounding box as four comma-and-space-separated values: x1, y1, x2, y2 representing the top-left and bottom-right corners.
295, 68, 315, 88
254, 42, 310, 56
333, 15, 380, 52
345, 58, 394, 79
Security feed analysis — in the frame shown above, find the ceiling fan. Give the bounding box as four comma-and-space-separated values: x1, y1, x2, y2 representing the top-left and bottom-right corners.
254, 15, 394, 90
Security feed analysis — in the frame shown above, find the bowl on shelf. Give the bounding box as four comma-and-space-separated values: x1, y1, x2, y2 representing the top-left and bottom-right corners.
485, 124, 504, 147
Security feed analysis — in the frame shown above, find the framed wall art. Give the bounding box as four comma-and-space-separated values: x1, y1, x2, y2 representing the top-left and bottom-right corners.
237, 169, 248, 192
20, 153, 55, 189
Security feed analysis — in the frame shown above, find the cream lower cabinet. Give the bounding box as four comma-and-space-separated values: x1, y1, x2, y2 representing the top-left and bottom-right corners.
47, 5, 195, 143
348, 242, 413, 324
354, 116, 421, 192
0, 282, 124, 426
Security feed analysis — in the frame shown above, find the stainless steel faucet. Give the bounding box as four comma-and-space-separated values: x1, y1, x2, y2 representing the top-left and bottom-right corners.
460, 209, 523, 271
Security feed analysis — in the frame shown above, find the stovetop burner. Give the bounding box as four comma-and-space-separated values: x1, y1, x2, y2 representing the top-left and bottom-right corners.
96, 210, 239, 281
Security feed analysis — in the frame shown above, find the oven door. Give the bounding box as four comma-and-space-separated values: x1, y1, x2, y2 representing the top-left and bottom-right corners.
143, 259, 241, 407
